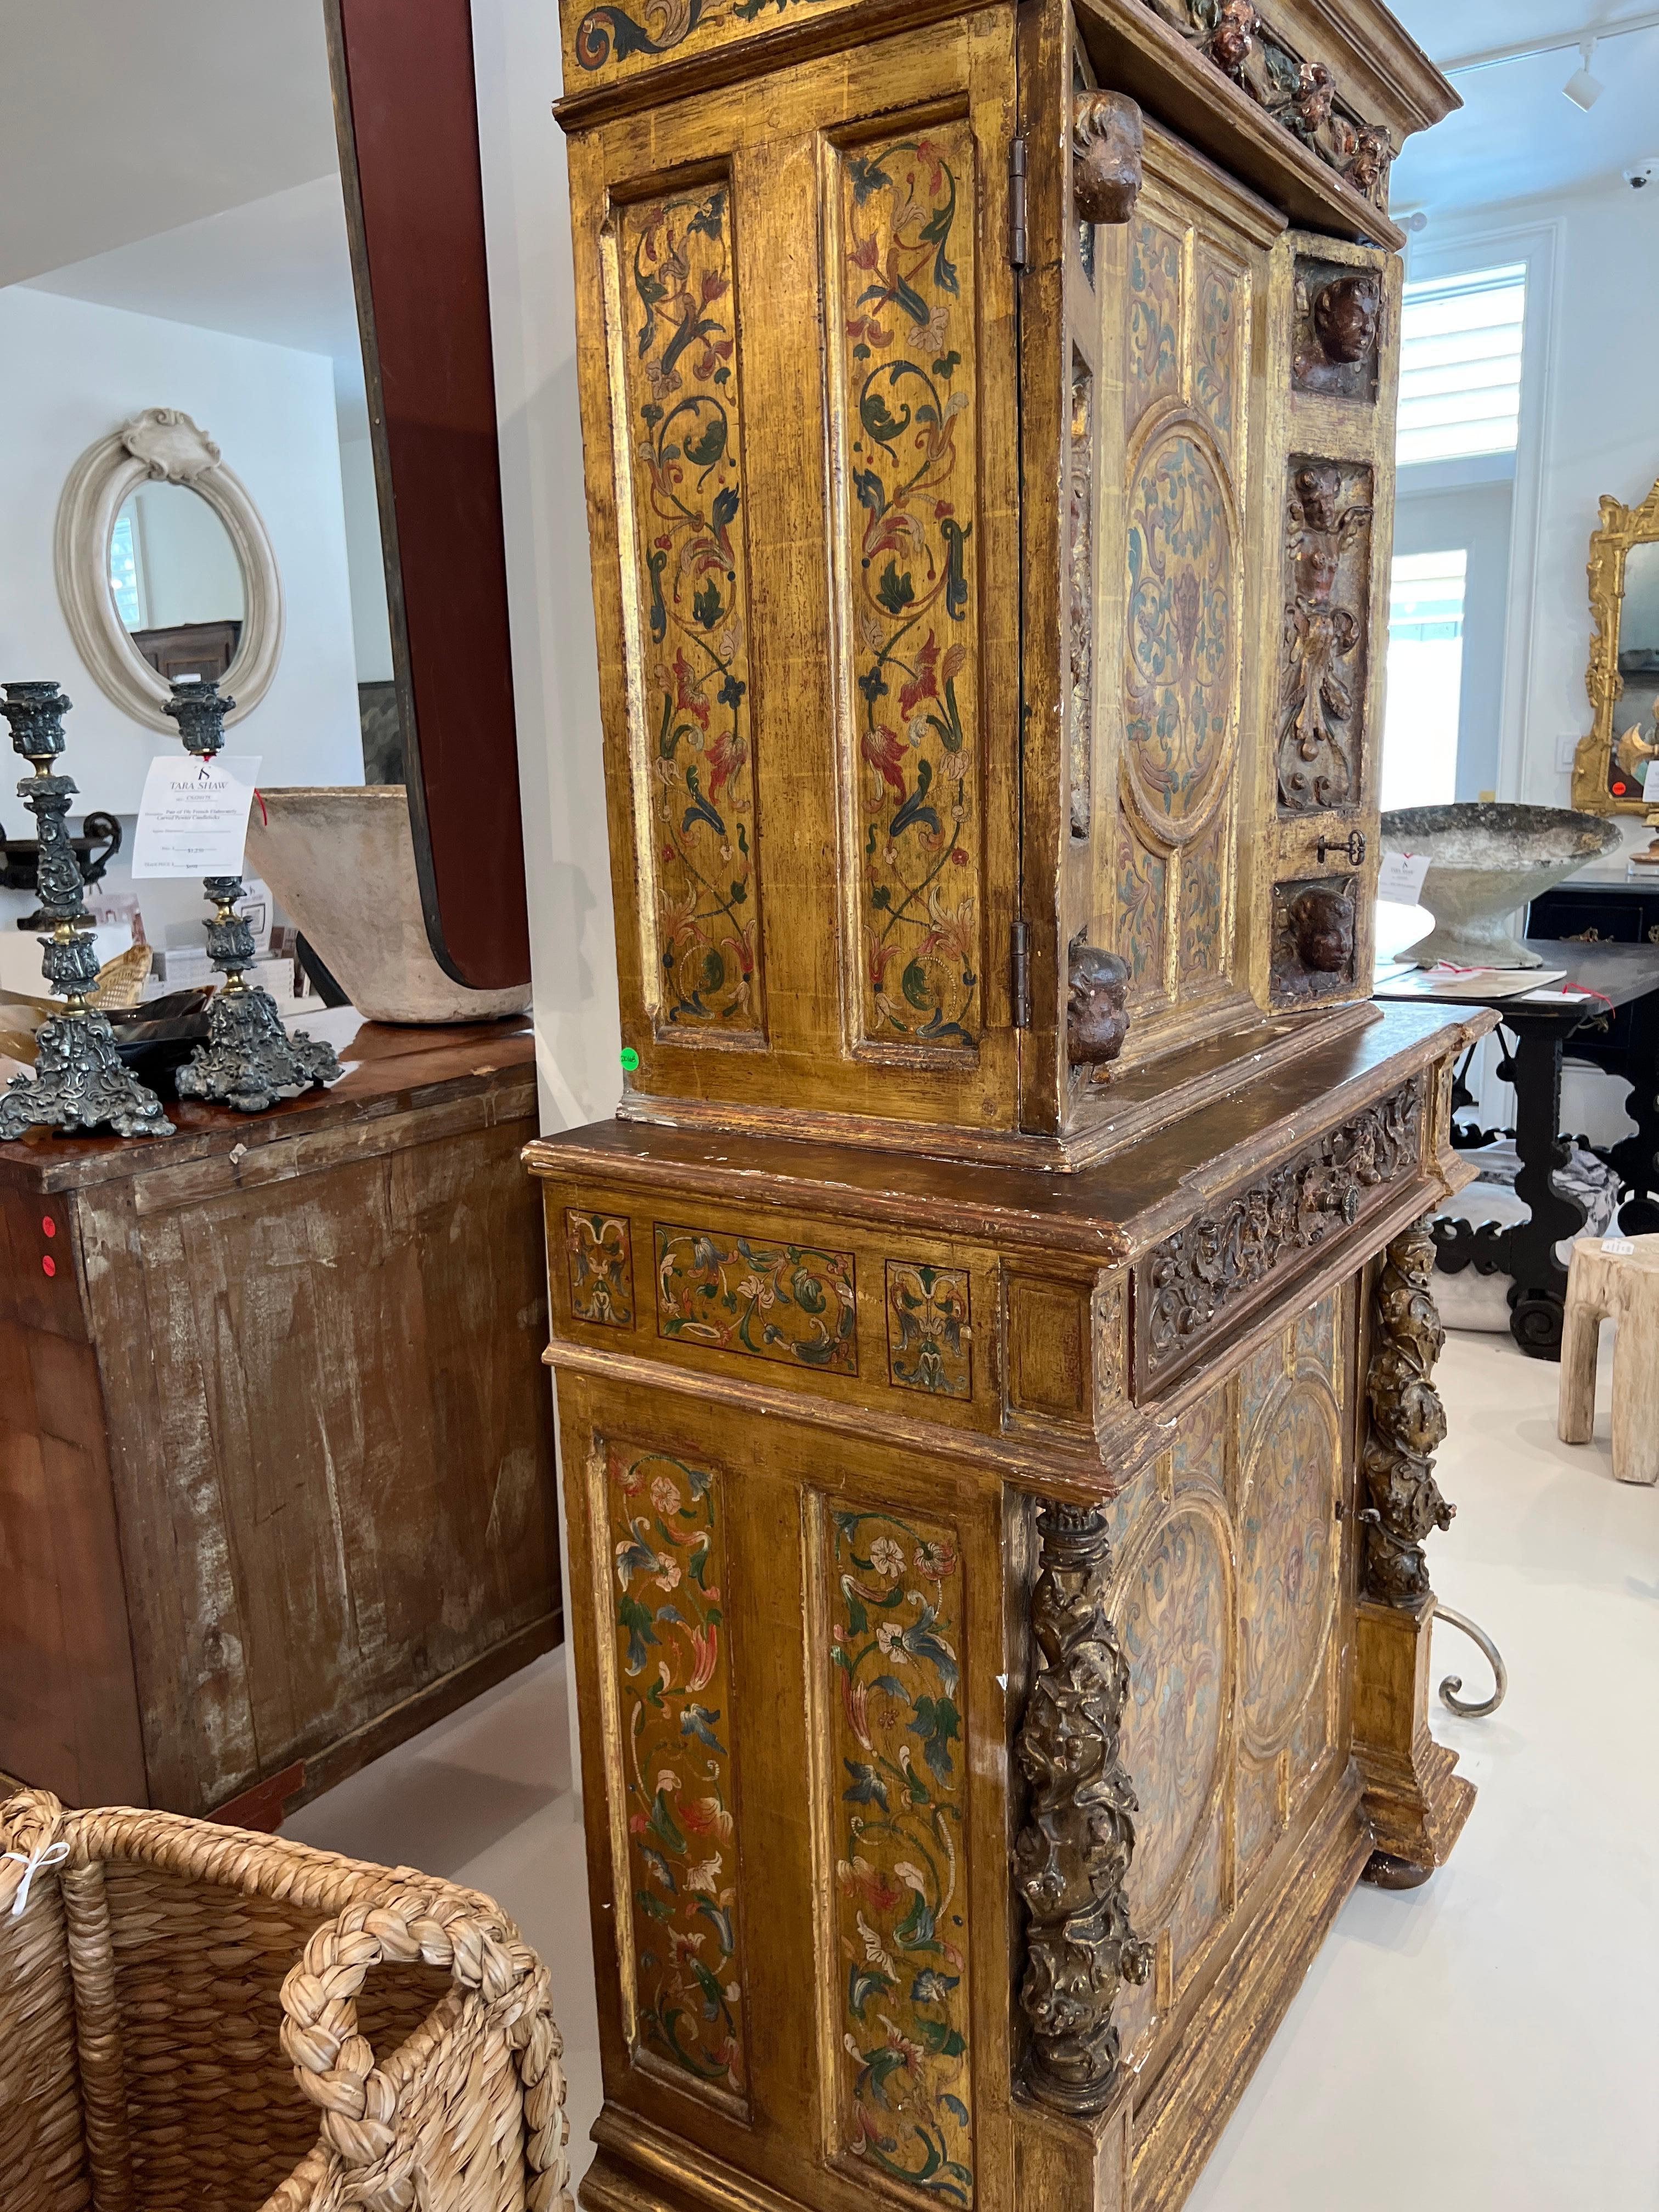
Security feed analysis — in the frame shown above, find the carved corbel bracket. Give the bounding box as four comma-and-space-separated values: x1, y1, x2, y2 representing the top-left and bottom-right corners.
1073, 93, 1145, 227
1014, 1502, 1152, 2113
1361, 1218, 1455, 1602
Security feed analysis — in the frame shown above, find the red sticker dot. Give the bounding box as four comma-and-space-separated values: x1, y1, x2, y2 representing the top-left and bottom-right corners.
41, 1215, 56, 1238
41, 1254, 57, 1278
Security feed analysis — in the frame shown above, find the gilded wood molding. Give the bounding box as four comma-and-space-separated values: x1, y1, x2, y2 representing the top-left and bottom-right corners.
1014, 1502, 1152, 2112
1571, 475, 1659, 817
1360, 1218, 1454, 1603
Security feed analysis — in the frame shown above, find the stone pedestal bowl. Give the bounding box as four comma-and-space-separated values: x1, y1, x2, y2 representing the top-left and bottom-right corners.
1380, 803, 1624, 969
246, 786, 531, 1023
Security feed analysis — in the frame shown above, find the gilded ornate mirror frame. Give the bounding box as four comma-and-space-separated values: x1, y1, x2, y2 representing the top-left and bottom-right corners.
1571, 474, 1659, 816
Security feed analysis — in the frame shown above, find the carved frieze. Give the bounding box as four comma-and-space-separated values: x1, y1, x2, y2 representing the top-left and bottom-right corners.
1277, 459, 1374, 815
1015, 1502, 1152, 2112
1362, 1220, 1455, 1602
1141, 1082, 1423, 1380
1136, 0, 1396, 213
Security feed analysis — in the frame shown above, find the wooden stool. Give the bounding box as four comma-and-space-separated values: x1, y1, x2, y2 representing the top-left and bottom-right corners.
1559, 1234, 1659, 1485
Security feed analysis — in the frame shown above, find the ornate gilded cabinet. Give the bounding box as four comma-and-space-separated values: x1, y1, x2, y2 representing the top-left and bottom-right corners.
531, 4, 1485, 2209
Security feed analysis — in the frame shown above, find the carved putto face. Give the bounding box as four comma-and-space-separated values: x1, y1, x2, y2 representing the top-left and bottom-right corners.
1293, 462, 1343, 537
1209, 0, 1258, 75
1313, 273, 1380, 366
1289, 887, 1356, 974
1072, 92, 1145, 227
1067, 942, 1131, 1066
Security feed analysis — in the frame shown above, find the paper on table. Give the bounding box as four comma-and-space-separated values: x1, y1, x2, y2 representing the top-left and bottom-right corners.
1376, 962, 1567, 1001
1376, 850, 1431, 904
131, 754, 261, 879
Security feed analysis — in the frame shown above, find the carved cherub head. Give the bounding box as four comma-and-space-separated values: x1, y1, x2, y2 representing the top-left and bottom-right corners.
1347, 125, 1393, 201
1293, 461, 1344, 537
1289, 885, 1356, 974
1067, 941, 1131, 1066
1294, 60, 1336, 136
1073, 92, 1145, 227
1209, 0, 1258, 76
1313, 273, 1381, 366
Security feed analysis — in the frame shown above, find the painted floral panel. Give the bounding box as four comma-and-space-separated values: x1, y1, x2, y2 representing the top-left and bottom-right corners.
885, 1262, 972, 1400
1126, 214, 1183, 428
571, 0, 842, 78
828, 1509, 973, 2202
567, 1211, 635, 1327
1239, 1377, 1339, 1757
1116, 821, 1167, 1000
1123, 430, 1235, 829
656, 1223, 857, 1373
1115, 1502, 1230, 1921
1193, 256, 1244, 460
1068, 351, 1096, 841
603, 1443, 745, 2095
618, 185, 763, 1036
1177, 809, 1228, 984
839, 127, 981, 1052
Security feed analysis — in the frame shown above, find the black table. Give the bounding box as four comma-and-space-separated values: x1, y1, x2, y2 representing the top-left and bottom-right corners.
1530, 874, 1659, 1234
1375, 939, 1659, 1359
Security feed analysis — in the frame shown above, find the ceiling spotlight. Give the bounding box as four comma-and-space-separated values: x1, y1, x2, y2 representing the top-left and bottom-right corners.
1563, 38, 1604, 110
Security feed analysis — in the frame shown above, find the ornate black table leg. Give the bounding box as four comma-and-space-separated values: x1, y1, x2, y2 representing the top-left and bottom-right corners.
1501, 1016, 1587, 1361
1607, 1069, 1659, 1237
163, 679, 341, 1114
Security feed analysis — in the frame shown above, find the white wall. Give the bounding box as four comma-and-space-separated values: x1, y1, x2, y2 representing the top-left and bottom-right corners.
1413, 187, 1659, 829
338, 432, 394, 683
0, 284, 364, 813
472, 0, 620, 1142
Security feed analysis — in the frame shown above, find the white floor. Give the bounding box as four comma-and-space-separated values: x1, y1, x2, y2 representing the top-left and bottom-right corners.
286, 1328, 1659, 2209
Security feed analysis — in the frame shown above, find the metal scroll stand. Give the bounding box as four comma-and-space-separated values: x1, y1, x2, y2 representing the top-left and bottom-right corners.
163, 676, 342, 1113
1435, 1604, 1508, 1719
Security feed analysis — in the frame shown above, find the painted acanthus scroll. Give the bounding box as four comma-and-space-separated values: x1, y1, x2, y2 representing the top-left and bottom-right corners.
1014, 1503, 1152, 2113
1136, 0, 1396, 212
620, 185, 763, 1035
1068, 354, 1094, 839
1362, 1220, 1455, 1603
1278, 461, 1373, 814
840, 129, 980, 1052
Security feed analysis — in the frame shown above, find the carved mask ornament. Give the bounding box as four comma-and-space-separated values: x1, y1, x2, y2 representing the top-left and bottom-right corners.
1289, 885, 1355, 974
1068, 941, 1131, 1066
1209, 0, 1259, 77
1313, 273, 1380, 366
1073, 92, 1146, 227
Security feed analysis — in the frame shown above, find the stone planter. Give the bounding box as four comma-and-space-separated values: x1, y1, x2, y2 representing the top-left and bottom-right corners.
1381, 803, 1625, 968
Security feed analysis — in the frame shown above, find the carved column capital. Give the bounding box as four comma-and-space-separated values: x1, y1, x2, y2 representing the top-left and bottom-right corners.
1014, 1502, 1150, 2113
1362, 1219, 1455, 1602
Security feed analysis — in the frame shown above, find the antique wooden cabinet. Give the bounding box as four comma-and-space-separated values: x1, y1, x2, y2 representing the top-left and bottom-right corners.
529, 4, 1485, 2207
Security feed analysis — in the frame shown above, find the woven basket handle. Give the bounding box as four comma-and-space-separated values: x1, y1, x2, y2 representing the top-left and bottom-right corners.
279, 1888, 569, 2210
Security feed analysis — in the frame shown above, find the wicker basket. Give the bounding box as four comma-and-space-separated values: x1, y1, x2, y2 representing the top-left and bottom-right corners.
0, 1787, 572, 2212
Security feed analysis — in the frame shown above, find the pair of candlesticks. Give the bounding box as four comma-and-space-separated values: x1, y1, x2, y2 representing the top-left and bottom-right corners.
0, 677, 339, 1142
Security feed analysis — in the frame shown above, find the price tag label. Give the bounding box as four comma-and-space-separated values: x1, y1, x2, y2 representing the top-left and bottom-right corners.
131, 754, 261, 879
1602, 1237, 1637, 1256
1376, 850, 1431, 905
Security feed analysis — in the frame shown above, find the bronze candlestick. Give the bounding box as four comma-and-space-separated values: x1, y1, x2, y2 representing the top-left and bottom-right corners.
163, 677, 342, 1112
0, 682, 171, 1139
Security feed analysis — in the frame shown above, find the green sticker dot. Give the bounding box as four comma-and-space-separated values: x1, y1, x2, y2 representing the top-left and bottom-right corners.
619, 1047, 640, 1072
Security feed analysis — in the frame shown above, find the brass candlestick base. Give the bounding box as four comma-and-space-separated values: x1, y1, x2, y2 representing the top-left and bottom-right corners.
0, 682, 170, 1142
163, 682, 342, 1114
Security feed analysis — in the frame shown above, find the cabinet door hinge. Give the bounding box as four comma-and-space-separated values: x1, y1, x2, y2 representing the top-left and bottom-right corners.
1008, 138, 1029, 270
1011, 918, 1032, 1030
